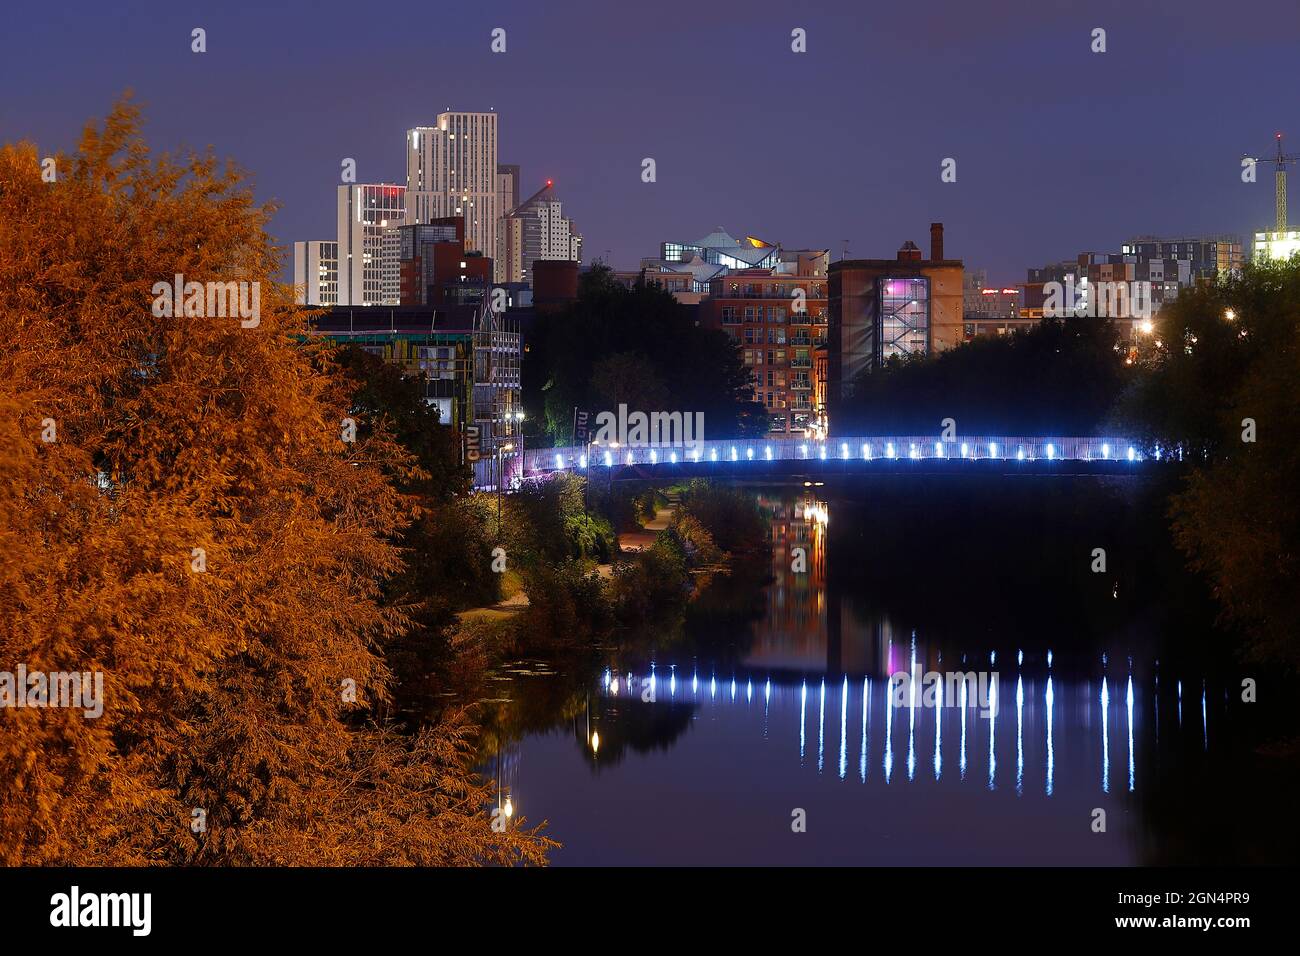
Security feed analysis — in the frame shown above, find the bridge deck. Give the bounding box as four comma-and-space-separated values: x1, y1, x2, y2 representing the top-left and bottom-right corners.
507, 436, 1148, 486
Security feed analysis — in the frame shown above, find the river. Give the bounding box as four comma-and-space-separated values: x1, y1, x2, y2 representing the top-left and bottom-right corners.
472, 483, 1295, 865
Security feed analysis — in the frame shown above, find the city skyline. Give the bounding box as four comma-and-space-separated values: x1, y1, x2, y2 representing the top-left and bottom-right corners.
5, 0, 1298, 286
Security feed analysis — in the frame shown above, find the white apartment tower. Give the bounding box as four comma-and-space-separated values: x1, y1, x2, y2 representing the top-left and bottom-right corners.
292, 240, 339, 305
405, 112, 499, 263
500, 181, 583, 285
337, 184, 405, 306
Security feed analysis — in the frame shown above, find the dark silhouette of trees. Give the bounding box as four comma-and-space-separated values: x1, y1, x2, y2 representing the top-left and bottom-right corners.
1111, 259, 1300, 666
840, 316, 1128, 436
523, 264, 765, 445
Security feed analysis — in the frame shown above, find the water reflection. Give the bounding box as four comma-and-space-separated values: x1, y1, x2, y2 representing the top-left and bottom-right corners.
477, 489, 1264, 865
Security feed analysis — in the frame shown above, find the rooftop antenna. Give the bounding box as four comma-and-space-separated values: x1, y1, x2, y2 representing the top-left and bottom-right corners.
841, 239, 850, 261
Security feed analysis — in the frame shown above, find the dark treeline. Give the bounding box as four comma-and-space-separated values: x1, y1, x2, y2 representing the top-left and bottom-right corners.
522, 264, 767, 445
839, 315, 1127, 436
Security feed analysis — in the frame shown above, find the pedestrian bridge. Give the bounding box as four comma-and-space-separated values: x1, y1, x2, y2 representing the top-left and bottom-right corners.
518, 435, 1150, 484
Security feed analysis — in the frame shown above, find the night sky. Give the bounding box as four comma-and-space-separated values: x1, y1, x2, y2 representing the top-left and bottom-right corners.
4, 0, 1298, 285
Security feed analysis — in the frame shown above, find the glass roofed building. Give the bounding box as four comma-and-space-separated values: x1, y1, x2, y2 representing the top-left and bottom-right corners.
661, 229, 783, 271
615, 228, 804, 303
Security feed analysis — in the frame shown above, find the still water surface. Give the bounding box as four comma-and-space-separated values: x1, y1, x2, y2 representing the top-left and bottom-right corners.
475, 488, 1287, 865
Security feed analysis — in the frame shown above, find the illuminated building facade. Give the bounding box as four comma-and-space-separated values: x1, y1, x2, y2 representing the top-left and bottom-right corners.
698, 256, 829, 436
1253, 229, 1300, 263
405, 112, 500, 263
498, 181, 582, 285
337, 184, 405, 306
828, 223, 963, 416
292, 240, 338, 306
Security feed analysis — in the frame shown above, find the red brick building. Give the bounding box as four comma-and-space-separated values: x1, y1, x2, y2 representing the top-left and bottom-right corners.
699, 266, 829, 436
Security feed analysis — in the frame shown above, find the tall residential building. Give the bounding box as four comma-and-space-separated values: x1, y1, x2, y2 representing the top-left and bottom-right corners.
337, 184, 405, 306
498, 181, 582, 285
494, 163, 520, 282
292, 240, 338, 305
405, 112, 499, 263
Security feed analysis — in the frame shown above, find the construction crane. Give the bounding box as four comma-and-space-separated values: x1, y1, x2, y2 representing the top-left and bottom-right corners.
1245, 133, 1300, 231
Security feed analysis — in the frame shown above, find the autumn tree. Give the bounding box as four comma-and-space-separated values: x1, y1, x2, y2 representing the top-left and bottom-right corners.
0, 98, 551, 864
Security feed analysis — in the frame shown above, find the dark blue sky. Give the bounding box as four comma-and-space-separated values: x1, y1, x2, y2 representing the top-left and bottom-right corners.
4, 0, 1298, 285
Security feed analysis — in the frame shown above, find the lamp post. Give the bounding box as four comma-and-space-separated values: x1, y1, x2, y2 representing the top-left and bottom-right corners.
496, 442, 514, 533
513, 410, 526, 488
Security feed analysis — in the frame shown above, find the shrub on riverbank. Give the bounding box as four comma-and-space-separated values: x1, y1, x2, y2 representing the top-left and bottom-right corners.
609, 536, 692, 624
667, 512, 724, 566
518, 559, 612, 647
676, 479, 767, 553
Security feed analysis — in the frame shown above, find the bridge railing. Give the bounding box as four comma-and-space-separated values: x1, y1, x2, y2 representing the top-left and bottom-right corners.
523, 435, 1143, 477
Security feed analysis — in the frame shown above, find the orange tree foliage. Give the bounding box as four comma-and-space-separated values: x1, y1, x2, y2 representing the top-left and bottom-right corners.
0, 98, 553, 865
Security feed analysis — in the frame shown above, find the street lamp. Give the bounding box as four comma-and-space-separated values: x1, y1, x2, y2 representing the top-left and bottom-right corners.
496, 442, 515, 531
513, 410, 526, 488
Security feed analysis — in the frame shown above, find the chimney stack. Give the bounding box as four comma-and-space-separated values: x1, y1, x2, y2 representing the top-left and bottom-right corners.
930, 222, 944, 261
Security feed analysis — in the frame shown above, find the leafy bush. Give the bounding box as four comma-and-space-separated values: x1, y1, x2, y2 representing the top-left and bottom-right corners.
609, 535, 691, 623
676, 479, 767, 553
519, 559, 612, 647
